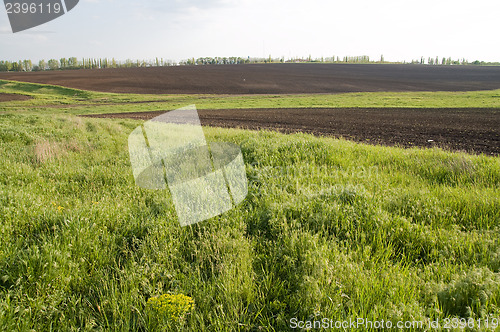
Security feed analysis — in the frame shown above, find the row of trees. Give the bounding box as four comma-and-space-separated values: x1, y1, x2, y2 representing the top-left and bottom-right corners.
282, 55, 499, 65
406, 56, 477, 66
282, 55, 370, 63
181, 57, 249, 65
289, 55, 500, 66
0, 56, 285, 72
0, 57, 179, 72
1, 56, 498, 72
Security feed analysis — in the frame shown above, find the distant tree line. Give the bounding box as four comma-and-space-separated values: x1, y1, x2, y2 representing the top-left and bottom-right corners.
0, 56, 277, 71
0, 55, 499, 72
0, 57, 179, 72
407, 56, 478, 66
181, 57, 249, 65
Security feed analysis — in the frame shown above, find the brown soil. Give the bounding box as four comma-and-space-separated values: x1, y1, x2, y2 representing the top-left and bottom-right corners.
82, 108, 500, 155
0, 93, 31, 102
2, 64, 500, 94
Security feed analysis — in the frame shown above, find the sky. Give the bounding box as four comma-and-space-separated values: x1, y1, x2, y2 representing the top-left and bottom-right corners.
1, 0, 499, 63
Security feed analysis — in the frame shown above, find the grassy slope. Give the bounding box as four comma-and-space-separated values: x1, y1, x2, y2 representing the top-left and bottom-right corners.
2, 80, 500, 113
0, 82, 499, 330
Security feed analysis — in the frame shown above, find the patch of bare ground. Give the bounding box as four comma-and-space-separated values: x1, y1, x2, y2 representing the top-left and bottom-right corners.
0, 93, 31, 102
82, 107, 500, 155
2, 64, 500, 94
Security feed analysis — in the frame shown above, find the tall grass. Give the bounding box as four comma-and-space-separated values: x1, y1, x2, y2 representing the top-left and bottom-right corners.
0, 107, 498, 330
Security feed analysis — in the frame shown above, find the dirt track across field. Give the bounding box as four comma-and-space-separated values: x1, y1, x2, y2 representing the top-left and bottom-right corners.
2, 64, 500, 94
83, 108, 500, 155
0, 93, 31, 102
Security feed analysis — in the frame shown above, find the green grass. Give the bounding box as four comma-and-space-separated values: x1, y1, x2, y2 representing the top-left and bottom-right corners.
2, 80, 500, 113
0, 82, 499, 331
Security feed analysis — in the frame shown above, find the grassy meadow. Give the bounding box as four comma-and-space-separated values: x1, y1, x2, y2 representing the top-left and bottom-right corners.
0, 80, 499, 331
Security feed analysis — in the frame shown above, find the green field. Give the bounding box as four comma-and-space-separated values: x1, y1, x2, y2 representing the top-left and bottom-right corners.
0, 81, 499, 331
2, 80, 500, 112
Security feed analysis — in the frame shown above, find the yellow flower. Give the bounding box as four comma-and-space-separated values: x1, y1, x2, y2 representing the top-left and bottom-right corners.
146, 293, 194, 323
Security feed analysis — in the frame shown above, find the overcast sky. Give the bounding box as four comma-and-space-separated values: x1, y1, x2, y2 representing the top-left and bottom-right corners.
1, 0, 499, 63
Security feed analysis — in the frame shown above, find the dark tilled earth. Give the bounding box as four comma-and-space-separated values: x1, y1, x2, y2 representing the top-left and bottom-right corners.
4, 64, 500, 154
83, 108, 500, 155
0, 93, 31, 102
2, 63, 500, 94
